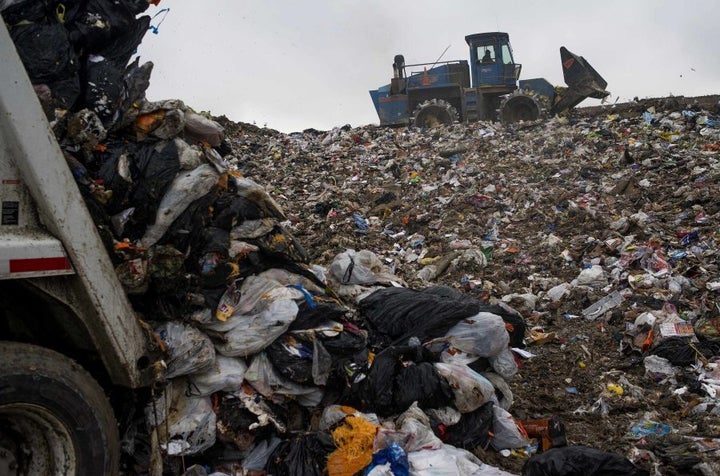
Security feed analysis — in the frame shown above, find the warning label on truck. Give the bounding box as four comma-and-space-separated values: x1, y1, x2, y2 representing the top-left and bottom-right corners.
2, 201, 19, 225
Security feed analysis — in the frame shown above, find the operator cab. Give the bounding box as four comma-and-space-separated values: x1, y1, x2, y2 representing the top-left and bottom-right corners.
465, 32, 521, 91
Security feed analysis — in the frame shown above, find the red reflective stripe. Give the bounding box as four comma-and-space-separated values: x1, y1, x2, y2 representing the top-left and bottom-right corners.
9, 257, 72, 273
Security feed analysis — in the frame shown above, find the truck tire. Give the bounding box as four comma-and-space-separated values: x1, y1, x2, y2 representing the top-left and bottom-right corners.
412, 99, 459, 128
0, 341, 119, 475
498, 90, 543, 123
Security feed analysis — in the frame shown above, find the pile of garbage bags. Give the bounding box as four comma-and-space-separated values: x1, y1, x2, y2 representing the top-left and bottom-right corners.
7, 1, 720, 474
3, 2, 576, 475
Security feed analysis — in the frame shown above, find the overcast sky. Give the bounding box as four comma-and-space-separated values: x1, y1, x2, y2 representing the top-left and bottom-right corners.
137, 0, 720, 133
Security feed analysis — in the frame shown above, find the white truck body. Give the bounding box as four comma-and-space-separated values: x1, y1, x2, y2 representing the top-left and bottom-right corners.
0, 21, 151, 389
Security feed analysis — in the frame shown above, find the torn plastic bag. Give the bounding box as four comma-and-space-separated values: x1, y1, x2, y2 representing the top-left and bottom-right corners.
397, 402, 444, 452
358, 345, 453, 417
244, 352, 324, 407
490, 406, 529, 450
328, 249, 400, 286
251, 223, 310, 264
521, 445, 649, 476
145, 380, 216, 456
434, 362, 497, 413
140, 164, 220, 247
359, 286, 482, 349
266, 333, 315, 384
441, 401, 494, 451
318, 405, 380, 431
215, 387, 286, 450
147, 244, 186, 294
265, 432, 336, 476
183, 110, 225, 147
175, 137, 205, 170
111, 58, 153, 131
241, 436, 283, 472
155, 321, 215, 379
204, 296, 299, 357
187, 355, 247, 396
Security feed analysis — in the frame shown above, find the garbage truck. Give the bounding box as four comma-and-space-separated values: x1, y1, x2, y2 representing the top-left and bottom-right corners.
0, 21, 162, 475
369, 31, 610, 127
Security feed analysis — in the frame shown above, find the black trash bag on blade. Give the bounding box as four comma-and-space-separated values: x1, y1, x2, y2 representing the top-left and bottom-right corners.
359, 286, 481, 349
440, 400, 494, 451
265, 432, 336, 476
522, 445, 649, 476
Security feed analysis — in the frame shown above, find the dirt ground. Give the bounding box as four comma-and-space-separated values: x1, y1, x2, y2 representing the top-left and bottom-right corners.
219, 94, 720, 474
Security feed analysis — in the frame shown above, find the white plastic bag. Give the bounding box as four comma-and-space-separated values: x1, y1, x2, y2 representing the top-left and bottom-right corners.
155, 321, 215, 379
328, 249, 401, 285
488, 347, 518, 380
244, 352, 324, 407
397, 402, 444, 452
489, 406, 528, 450
140, 164, 220, 247
145, 380, 216, 456
434, 362, 497, 413
188, 355, 247, 396
444, 312, 509, 358
408, 448, 459, 476
204, 276, 302, 356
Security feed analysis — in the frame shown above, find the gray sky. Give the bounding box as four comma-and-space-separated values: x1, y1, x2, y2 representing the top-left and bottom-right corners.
138, 0, 720, 133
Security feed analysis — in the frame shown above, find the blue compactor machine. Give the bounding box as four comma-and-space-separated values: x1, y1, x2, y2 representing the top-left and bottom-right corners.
369, 32, 609, 127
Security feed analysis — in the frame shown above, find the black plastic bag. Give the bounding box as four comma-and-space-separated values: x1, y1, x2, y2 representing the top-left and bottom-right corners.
9, 23, 78, 84
123, 140, 181, 240
359, 286, 481, 349
266, 333, 315, 384
651, 336, 720, 367
112, 58, 153, 131
358, 345, 453, 417
440, 400, 494, 451
522, 445, 649, 476
266, 432, 336, 476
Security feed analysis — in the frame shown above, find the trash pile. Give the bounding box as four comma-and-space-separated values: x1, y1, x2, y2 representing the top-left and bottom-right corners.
5, 1, 720, 475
